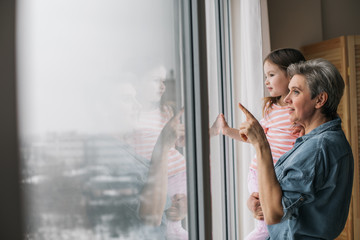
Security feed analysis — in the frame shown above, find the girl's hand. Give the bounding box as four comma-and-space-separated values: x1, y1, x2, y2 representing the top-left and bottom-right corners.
247, 192, 264, 220
291, 124, 305, 137
210, 113, 229, 137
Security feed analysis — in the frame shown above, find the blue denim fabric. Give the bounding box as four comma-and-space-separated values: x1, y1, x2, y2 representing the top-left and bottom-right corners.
121, 145, 170, 239
267, 117, 354, 239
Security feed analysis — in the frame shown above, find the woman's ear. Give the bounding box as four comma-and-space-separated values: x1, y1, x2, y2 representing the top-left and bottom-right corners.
315, 92, 328, 109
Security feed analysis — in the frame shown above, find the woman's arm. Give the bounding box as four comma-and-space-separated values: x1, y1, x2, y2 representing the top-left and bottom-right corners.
254, 140, 283, 224
138, 140, 170, 226
139, 109, 184, 226
238, 104, 283, 225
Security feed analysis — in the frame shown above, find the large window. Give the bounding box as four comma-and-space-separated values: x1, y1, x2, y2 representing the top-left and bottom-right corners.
1, 0, 242, 239
16, 0, 193, 239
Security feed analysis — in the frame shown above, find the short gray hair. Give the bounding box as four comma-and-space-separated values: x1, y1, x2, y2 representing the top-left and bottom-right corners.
287, 58, 344, 119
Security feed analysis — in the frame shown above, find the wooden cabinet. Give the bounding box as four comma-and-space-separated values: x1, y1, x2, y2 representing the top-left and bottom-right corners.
301, 35, 360, 240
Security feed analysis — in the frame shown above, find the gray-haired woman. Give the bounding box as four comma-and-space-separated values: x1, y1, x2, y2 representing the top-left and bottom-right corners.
239, 58, 354, 239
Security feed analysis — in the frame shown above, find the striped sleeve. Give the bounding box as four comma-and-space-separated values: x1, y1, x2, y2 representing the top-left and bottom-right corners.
128, 108, 186, 177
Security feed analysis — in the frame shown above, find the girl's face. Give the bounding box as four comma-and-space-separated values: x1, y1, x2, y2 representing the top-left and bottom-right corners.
263, 60, 290, 103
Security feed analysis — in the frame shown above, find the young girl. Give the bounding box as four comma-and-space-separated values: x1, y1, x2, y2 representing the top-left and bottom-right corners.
213, 48, 305, 240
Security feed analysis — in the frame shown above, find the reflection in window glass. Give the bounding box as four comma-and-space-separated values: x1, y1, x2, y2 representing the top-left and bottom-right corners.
17, 1, 189, 239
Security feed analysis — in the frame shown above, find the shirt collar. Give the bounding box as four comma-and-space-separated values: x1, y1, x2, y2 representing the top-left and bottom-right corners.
295, 116, 342, 143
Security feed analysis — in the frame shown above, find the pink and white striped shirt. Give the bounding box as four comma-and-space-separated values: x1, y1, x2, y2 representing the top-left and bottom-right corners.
250, 104, 299, 170
129, 107, 186, 177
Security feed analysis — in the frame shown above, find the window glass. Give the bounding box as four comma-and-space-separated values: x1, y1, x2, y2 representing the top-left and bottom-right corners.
205, 0, 225, 238
206, 0, 237, 238
17, 1, 189, 239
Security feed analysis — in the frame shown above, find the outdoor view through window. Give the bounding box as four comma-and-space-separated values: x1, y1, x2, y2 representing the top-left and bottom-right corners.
17, 0, 189, 239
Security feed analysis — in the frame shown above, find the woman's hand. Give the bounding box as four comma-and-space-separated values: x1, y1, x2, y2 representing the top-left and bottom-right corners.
165, 194, 188, 221
238, 103, 267, 145
247, 192, 264, 220
159, 108, 185, 149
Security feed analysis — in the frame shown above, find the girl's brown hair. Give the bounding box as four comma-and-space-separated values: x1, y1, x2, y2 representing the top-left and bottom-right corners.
263, 48, 306, 116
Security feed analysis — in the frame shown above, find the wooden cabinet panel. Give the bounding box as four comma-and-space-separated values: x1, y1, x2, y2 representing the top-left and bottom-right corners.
301, 37, 350, 138
348, 35, 360, 240
301, 35, 360, 240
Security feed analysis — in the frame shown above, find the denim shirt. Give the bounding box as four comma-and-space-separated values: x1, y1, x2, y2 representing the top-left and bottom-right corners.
121, 145, 170, 239
267, 117, 354, 239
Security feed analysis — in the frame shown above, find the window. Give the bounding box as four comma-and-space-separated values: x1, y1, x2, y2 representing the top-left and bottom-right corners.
1, 0, 244, 239
206, 0, 238, 239
16, 0, 195, 239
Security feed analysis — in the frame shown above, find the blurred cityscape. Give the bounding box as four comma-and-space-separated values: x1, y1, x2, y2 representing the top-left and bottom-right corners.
21, 132, 151, 240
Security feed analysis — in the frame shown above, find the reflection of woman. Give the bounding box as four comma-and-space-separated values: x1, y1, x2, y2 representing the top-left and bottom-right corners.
238, 59, 354, 239
128, 66, 188, 239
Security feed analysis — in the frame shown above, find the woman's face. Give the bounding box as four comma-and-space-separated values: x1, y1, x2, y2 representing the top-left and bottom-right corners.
284, 74, 317, 126
263, 60, 290, 101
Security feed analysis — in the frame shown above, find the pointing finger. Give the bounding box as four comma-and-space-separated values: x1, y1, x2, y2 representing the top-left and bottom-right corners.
173, 107, 185, 121
238, 103, 255, 121
176, 107, 185, 118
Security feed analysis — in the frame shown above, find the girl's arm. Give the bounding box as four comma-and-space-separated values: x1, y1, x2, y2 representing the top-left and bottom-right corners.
210, 113, 246, 142
223, 126, 245, 142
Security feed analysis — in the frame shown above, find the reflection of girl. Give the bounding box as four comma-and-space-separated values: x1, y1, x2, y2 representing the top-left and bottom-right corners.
128, 66, 188, 240
213, 49, 305, 240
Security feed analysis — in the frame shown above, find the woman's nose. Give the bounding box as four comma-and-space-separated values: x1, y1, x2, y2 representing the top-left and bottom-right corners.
284, 92, 291, 103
